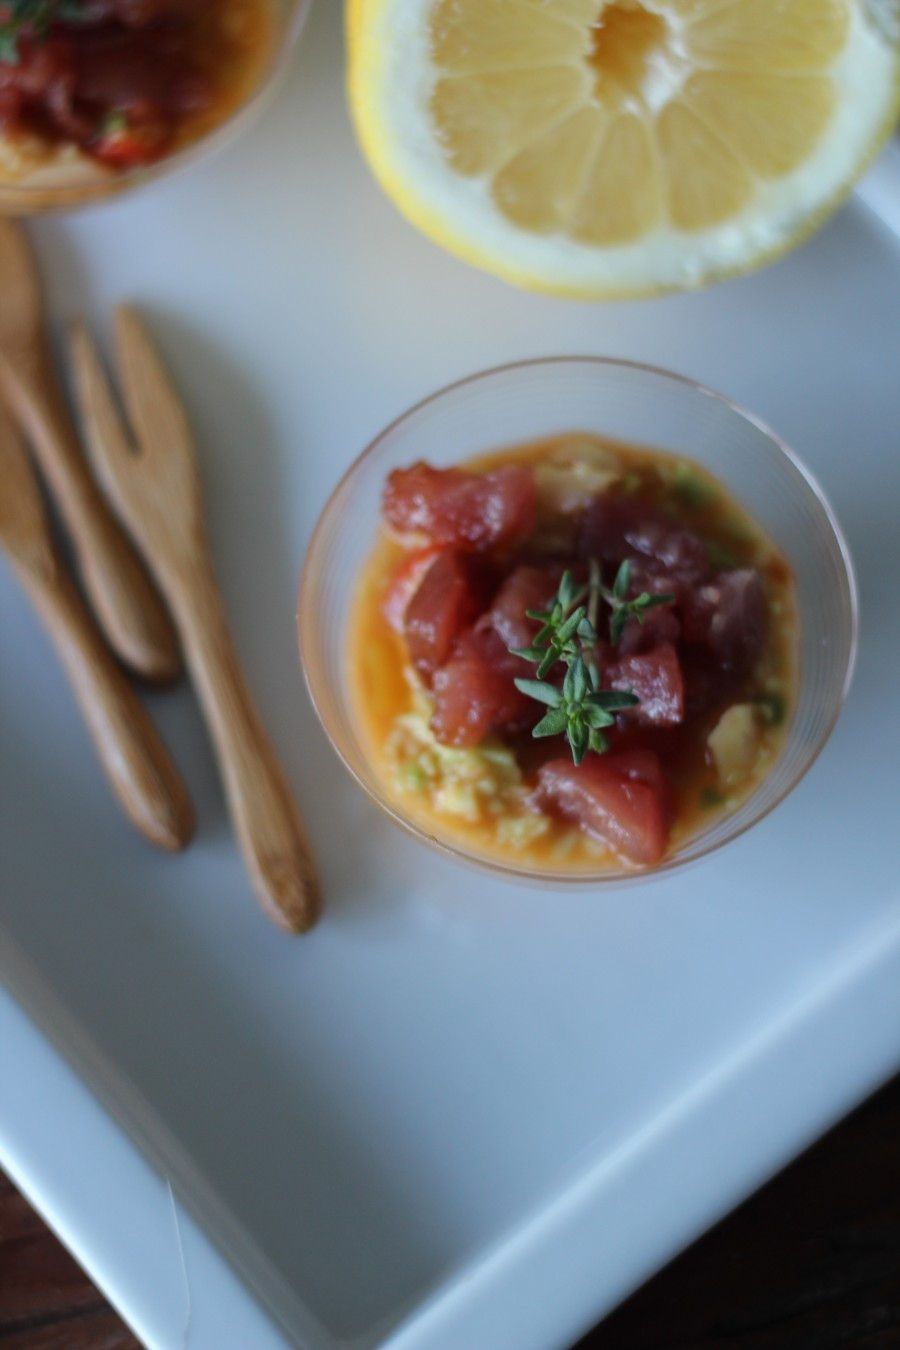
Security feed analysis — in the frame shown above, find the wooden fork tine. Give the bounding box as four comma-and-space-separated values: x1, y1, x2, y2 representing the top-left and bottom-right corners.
69, 320, 138, 525
0, 394, 49, 558
114, 306, 195, 469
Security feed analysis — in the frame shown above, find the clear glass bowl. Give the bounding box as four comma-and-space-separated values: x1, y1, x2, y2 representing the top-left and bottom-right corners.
0, 0, 310, 214
298, 357, 858, 885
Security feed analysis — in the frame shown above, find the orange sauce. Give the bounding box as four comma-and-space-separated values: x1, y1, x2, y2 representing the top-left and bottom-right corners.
173, 0, 278, 156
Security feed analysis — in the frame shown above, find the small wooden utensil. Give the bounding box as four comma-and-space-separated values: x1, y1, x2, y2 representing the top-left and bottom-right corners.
0, 220, 180, 682
70, 311, 320, 933
0, 401, 194, 851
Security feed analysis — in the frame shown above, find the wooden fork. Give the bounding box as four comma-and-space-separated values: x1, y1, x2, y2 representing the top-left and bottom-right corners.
70, 310, 320, 934
0, 399, 194, 851
0, 220, 180, 682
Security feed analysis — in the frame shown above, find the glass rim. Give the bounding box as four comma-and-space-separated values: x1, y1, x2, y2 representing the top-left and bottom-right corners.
298, 354, 859, 887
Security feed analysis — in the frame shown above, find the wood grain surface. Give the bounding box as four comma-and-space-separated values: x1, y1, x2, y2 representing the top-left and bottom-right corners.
2, 1074, 899, 1349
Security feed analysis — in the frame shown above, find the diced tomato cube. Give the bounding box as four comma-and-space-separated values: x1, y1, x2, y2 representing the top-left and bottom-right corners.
383, 547, 442, 632
92, 117, 170, 166
534, 750, 671, 865
432, 627, 534, 747
606, 643, 685, 727
383, 462, 537, 552
403, 551, 488, 680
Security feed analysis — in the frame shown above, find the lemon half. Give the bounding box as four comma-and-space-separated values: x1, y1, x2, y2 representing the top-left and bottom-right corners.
348, 0, 900, 296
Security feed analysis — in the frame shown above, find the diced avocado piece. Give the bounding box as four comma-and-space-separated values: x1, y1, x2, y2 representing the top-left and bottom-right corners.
434, 782, 480, 822
497, 813, 551, 847
674, 461, 716, 510
708, 703, 761, 786
535, 458, 620, 517
756, 692, 786, 726
387, 699, 525, 827
399, 761, 427, 792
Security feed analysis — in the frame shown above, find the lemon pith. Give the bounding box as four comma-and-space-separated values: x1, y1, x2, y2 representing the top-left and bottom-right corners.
348, 0, 900, 297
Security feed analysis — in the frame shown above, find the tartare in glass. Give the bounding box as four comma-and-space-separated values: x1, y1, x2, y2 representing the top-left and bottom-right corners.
0, 0, 280, 204
349, 434, 797, 872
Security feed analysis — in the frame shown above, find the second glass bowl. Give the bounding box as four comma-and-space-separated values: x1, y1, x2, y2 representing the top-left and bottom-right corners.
299, 357, 857, 885
0, 0, 311, 215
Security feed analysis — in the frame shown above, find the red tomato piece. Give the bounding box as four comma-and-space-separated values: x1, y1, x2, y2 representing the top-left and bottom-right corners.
606, 643, 685, 727
383, 547, 442, 633
402, 551, 487, 680
534, 750, 671, 865
432, 627, 534, 748
383, 462, 537, 552
92, 117, 170, 166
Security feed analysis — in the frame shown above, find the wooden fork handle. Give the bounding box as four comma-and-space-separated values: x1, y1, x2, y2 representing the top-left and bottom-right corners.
169, 552, 320, 932
0, 350, 181, 683
17, 559, 195, 852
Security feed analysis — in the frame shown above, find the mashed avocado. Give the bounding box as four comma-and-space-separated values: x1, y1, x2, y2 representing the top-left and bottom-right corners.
385, 690, 549, 846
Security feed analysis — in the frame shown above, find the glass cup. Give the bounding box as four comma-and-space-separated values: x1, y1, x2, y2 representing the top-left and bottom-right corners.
298, 357, 858, 885
0, 0, 311, 214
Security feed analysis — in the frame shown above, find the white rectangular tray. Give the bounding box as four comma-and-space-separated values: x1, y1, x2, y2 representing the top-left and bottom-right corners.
2, 7, 900, 1347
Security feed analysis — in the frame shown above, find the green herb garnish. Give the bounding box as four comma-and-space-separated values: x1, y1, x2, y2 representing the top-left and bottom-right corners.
510, 565, 639, 765
511, 568, 593, 679
756, 692, 786, 727
701, 786, 725, 809
602, 559, 675, 647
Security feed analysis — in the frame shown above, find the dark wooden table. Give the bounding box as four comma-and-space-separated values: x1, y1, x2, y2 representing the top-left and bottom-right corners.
3, 1074, 899, 1349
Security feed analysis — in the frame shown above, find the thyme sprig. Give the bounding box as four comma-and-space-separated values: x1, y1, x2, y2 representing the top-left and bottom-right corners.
510, 565, 638, 765
602, 559, 675, 646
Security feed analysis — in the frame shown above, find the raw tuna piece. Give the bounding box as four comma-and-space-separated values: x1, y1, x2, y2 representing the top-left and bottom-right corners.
625, 515, 709, 583
683, 569, 766, 672
73, 26, 210, 121
606, 643, 685, 727
534, 750, 671, 865
617, 602, 681, 655
383, 547, 442, 632
383, 462, 537, 553
580, 495, 709, 584
403, 551, 487, 680
487, 564, 563, 651
680, 649, 739, 719
432, 627, 534, 748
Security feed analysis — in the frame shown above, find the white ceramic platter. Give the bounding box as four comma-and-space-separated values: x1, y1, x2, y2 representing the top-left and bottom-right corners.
2, 6, 900, 1347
